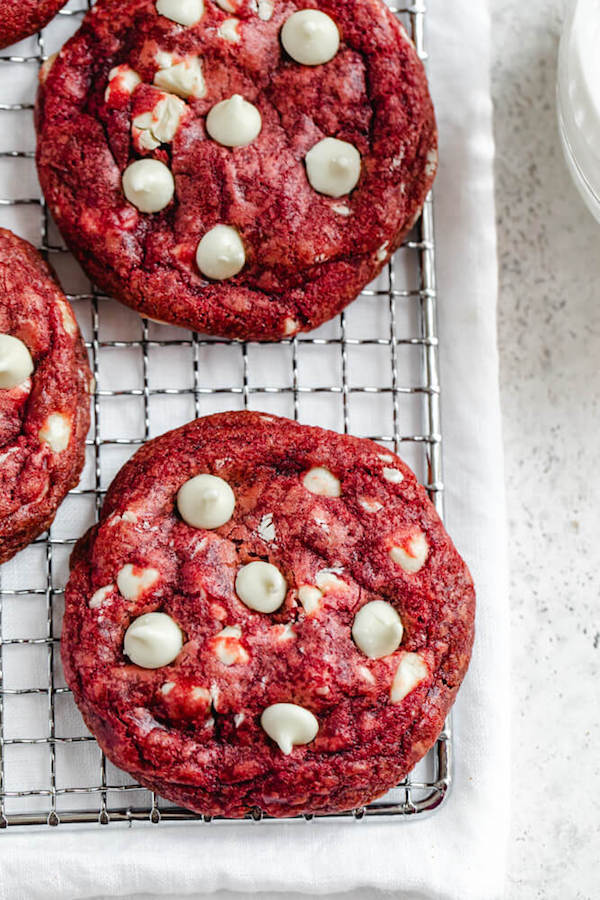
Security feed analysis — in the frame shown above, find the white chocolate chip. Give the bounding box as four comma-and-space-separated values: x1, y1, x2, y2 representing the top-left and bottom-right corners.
281, 10, 340, 66
332, 203, 351, 216
258, 513, 276, 543
218, 17, 241, 41
196, 225, 245, 280
217, 625, 240, 638
39, 413, 71, 453
261, 703, 319, 755
297, 585, 322, 615
133, 92, 186, 149
376, 241, 390, 263
108, 510, 138, 527
257, 0, 273, 20
234, 712, 245, 727
306, 138, 361, 198
137, 130, 158, 149
426, 148, 438, 178
352, 600, 404, 659
358, 665, 376, 684
0, 447, 19, 467
315, 569, 346, 593
177, 473, 235, 529
0, 334, 34, 389
126, 708, 164, 735
206, 94, 262, 147
39, 52, 58, 84
56, 298, 78, 335
213, 625, 249, 665
117, 564, 160, 600
274, 623, 296, 641
155, 50, 174, 67
89, 584, 114, 609
359, 497, 383, 514
283, 317, 299, 336
160, 681, 175, 695
235, 561, 287, 613
302, 467, 341, 497
379, 453, 394, 462
191, 686, 210, 701
390, 531, 429, 574
154, 55, 206, 98
108, 65, 141, 91
124, 612, 183, 669
105, 65, 141, 102
156, 0, 204, 26
383, 467, 404, 484
214, 0, 235, 9
390, 653, 429, 703
122, 159, 175, 213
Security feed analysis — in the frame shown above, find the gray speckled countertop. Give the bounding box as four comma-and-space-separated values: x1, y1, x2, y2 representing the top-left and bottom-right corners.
492, 0, 599, 897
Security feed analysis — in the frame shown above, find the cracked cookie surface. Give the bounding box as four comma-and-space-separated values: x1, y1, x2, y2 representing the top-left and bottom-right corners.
36, 0, 437, 340
62, 411, 474, 817
0, 229, 92, 564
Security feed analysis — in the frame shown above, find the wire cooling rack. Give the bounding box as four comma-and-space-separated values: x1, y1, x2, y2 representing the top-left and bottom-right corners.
0, 0, 449, 829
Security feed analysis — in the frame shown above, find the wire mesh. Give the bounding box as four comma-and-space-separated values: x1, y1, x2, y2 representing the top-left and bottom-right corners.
0, 0, 450, 828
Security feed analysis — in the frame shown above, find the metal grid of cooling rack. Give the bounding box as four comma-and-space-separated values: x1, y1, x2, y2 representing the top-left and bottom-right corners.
0, 0, 450, 829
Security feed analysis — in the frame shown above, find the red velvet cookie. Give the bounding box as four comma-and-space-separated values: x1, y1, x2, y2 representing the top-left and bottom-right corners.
36, 0, 437, 340
0, 0, 67, 49
62, 411, 474, 818
0, 229, 92, 565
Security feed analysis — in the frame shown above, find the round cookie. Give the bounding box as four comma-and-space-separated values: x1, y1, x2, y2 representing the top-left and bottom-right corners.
36, 0, 437, 341
62, 411, 475, 818
0, 0, 67, 50
0, 229, 92, 565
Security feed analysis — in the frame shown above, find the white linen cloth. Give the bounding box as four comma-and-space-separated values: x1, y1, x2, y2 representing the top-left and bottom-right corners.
0, 0, 509, 896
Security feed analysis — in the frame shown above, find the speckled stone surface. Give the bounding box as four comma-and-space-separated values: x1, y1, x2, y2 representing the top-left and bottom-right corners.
492, 1, 600, 897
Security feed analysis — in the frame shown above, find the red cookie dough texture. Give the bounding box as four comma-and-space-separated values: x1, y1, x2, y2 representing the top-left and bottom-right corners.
62, 411, 475, 818
36, 0, 437, 340
0, 0, 67, 49
0, 229, 92, 564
